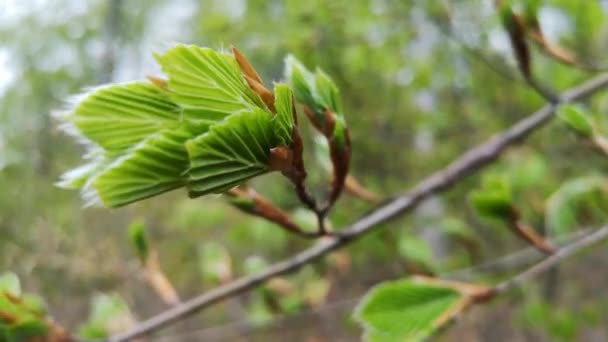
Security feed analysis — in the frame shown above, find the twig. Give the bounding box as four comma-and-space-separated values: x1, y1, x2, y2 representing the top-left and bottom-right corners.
106, 74, 608, 342
494, 224, 608, 294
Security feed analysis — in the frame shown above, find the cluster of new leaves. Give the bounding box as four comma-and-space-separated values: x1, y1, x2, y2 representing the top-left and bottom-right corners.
0, 272, 68, 342
57, 45, 298, 208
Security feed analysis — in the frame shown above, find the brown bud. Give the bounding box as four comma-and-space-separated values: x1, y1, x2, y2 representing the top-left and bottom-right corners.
146, 75, 168, 90
269, 146, 293, 172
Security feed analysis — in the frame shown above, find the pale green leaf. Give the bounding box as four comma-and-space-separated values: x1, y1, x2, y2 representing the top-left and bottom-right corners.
155, 45, 266, 129
78, 293, 133, 339
314, 68, 343, 115
284, 55, 318, 111
128, 219, 149, 263
546, 176, 608, 236
91, 128, 191, 207
66, 82, 181, 153
272, 83, 295, 146
186, 109, 278, 195
354, 279, 462, 342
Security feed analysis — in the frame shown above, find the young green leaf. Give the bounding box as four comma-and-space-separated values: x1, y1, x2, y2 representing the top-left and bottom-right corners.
128, 219, 149, 263
63, 82, 181, 153
186, 109, 278, 195
470, 176, 514, 219
545, 176, 608, 236
354, 278, 463, 341
284, 55, 318, 112
314, 68, 343, 115
155, 45, 266, 127
557, 104, 594, 137
91, 128, 191, 207
272, 83, 296, 146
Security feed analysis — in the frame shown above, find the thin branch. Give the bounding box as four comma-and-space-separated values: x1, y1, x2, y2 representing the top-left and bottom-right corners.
494, 224, 608, 294
106, 73, 608, 342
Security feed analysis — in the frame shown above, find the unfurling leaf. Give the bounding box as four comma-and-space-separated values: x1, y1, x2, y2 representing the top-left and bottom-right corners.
354, 276, 491, 341
58, 45, 299, 208
284, 55, 346, 135
558, 105, 594, 137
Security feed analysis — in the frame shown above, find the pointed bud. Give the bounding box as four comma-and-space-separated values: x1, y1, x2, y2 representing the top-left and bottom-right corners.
146, 75, 168, 90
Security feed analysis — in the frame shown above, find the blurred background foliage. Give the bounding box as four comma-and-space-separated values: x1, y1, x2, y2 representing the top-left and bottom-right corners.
0, 0, 607, 340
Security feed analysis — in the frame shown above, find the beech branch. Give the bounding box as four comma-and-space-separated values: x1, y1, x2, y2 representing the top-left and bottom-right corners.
494, 224, 608, 295
106, 73, 608, 342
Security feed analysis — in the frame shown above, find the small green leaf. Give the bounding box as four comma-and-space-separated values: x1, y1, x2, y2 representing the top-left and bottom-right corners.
272, 83, 296, 146
128, 219, 149, 263
0, 273, 20, 297
545, 176, 608, 236
354, 278, 463, 341
63, 82, 181, 153
314, 68, 343, 115
398, 237, 434, 271
91, 128, 191, 207
284, 55, 318, 112
558, 104, 594, 137
186, 109, 278, 195
470, 176, 514, 219
78, 293, 133, 339
155, 45, 266, 125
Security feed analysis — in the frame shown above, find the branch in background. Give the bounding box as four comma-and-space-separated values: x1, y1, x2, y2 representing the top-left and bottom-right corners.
494, 224, 608, 294
106, 74, 608, 342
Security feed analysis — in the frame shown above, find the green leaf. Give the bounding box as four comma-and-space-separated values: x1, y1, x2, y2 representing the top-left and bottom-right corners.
545, 176, 608, 236
186, 109, 278, 195
284, 55, 318, 112
557, 104, 594, 137
354, 278, 463, 341
78, 293, 133, 339
64, 82, 181, 153
91, 128, 191, 207
470, 176, 514, 219
155, 45, 266, 128
314, 68, 343, 115
398, 237, 434, 271
128, 219, 149, 263
0, 272, 20, 297
272, 83, 295, 146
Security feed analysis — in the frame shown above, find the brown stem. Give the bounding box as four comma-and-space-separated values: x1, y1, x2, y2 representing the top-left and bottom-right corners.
227, 188, 321, 238
507, 210, 555, 254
